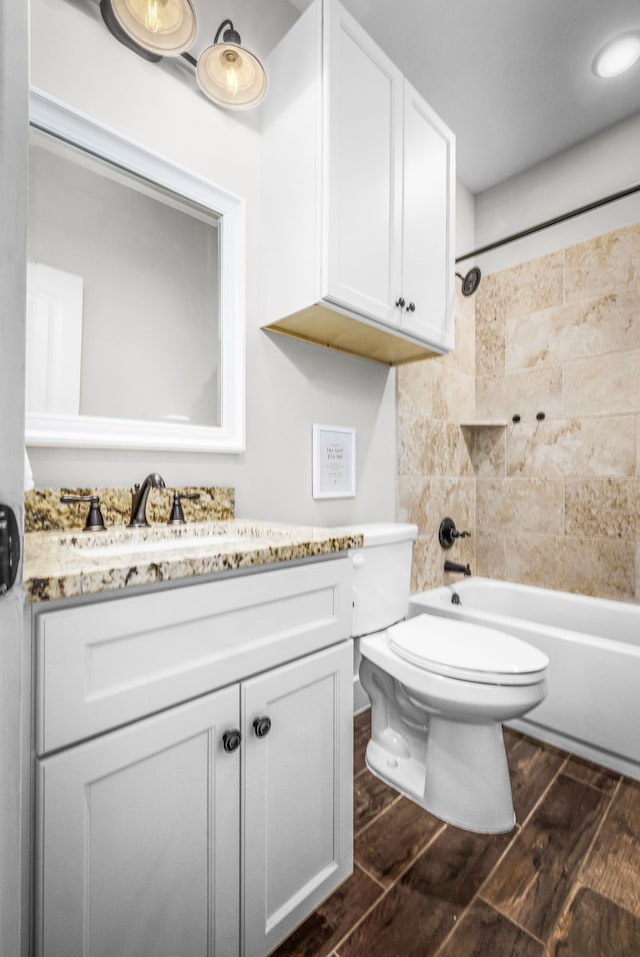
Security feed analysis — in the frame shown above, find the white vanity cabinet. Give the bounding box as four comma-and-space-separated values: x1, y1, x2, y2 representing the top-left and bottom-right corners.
33, 559, 353, 957
261, 0, 455, 365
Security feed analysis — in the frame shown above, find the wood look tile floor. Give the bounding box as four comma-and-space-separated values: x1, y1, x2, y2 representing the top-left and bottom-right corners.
272, 711, 640, 957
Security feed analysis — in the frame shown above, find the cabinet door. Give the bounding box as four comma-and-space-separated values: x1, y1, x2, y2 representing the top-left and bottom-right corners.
35, 686, 240, 957
325, 1, 403, 325
401, 81, 456, 350
242, 641, 353, 957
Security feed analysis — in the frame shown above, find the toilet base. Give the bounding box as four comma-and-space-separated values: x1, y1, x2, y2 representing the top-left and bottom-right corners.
365, 715, 516, 833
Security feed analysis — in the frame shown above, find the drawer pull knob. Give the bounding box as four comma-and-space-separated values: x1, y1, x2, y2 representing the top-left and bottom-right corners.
253, 716, 272, 738
222, 729, 242, 752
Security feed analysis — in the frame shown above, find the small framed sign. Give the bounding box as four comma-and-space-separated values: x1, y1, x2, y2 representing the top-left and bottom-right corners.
312, 424, 356, 499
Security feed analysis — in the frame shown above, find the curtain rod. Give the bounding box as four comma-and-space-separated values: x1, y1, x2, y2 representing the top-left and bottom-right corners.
455, 181, 640, 264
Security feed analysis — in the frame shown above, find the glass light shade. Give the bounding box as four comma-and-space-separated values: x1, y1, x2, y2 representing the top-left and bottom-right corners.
110, 0, 197, 56
196, 42, 268, 110
593, 34, 640, 78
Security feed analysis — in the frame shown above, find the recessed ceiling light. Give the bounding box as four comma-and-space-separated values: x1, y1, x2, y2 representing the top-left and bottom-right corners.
593, 33, 640, 78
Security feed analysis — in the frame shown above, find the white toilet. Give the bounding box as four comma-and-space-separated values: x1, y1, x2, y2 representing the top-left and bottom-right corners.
346, 522, 548, 834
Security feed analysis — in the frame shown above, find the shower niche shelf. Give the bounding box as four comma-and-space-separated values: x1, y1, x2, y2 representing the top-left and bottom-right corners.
460, 420, 508, 428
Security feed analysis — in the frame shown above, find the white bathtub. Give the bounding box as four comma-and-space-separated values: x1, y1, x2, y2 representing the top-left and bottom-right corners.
409, 577, 640, 781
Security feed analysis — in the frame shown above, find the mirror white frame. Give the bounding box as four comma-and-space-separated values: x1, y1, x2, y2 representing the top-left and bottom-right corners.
27, 87, 246, 453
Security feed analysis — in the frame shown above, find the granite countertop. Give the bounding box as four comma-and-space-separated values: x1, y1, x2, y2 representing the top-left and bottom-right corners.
24, 518, 363, 603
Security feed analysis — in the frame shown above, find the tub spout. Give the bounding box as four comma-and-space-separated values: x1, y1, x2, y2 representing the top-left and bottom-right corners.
444, 560, 471, 576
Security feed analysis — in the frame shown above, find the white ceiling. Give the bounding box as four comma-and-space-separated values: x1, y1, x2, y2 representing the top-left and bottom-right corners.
287, 0, 640, 193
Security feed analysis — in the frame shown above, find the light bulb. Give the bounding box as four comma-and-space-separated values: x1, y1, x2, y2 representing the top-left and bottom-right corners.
144, 0, 161, 33
593, 34, 640, 78
224, 49, 240, 97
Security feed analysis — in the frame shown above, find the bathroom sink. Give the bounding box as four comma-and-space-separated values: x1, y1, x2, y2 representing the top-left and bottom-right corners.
74, 532, 246, 559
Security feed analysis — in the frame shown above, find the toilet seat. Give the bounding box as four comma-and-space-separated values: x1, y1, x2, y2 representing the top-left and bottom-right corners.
388, 614, 548, 686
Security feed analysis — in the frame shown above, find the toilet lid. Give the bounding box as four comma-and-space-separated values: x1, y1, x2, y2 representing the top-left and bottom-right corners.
388, 614, 549, 686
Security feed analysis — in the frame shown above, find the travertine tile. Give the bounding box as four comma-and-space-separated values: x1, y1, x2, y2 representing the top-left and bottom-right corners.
468, 427, 506, 477
506, 290, 637, 371
476, 375, 507, 421
476, 308, 505, 378
398, 474, 430, 532
459, 428, 475, 477
507, 417, 636, 478
475, 529, 506, 579
410, 534, 443, 593
504, 365, 564, 421
565, 223, 640, 303
478, 365, 564, 428
565, 478, 640, 539
432, 364, 475, 422
564, 350, 640, 417
452, 289, 476, 377
397, 410, 428, 476
507, 533, 637, 601
480, 250, 565, 319
477, 477, 564, 534
397, 360, 434, 418
422, 420, 462, 476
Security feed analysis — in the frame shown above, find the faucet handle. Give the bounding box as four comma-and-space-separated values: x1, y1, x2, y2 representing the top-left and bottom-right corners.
167, 491, 200, 526
61, 494, 107, 532
438, 517, 471, 549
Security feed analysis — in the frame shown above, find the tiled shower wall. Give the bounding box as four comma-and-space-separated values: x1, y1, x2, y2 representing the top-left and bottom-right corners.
397, 289, 476, 592
474, 222, 640, 603
397, 221, 640, 602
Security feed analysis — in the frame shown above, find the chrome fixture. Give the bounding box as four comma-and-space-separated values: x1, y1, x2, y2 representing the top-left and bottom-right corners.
438, 517, 471, 550
99, 2, 268, 109
128, 473, 166, 527
444, 560, 471, 576
455, 267, 482, 297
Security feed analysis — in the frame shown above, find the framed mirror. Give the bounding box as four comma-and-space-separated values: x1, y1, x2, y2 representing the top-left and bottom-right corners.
26, 88, 245, 452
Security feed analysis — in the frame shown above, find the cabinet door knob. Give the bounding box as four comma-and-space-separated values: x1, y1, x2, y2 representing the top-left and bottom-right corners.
395, 297, 405, 308
222, 729, 242, 752
406, 302, 416, 312
253, 716, 272, 738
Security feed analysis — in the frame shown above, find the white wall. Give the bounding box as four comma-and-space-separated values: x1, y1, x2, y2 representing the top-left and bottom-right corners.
29, 0, 397, 525
473, 112, 640, 273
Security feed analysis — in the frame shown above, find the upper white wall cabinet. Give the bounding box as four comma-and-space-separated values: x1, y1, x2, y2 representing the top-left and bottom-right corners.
261, 0, 455, 365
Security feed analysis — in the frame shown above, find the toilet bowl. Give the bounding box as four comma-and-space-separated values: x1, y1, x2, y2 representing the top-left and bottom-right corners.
342, 522, 549, 834
359, 615, 548, 833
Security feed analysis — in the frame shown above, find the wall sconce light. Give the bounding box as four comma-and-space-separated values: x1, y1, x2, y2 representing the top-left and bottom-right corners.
99, 1, 268, 109
193, 20, 268, 110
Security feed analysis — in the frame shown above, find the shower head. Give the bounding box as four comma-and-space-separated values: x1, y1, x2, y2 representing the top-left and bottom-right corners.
456, 266, 482, 296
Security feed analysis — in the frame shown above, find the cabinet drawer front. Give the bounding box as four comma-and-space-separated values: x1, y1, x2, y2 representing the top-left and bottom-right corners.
36, 558, 352, 755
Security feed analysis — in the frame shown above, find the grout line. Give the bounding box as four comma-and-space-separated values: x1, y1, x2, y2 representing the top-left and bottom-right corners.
354, 793, 402, 839
334, 818, 448, 956
354, 859, 387, 892
575, 776, 622, 885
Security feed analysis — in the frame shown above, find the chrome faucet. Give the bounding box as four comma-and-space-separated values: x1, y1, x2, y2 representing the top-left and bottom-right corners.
128, 473, 166, 527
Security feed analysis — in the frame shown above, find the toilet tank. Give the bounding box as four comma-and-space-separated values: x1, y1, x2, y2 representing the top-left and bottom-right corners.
340, 523, 418, 637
